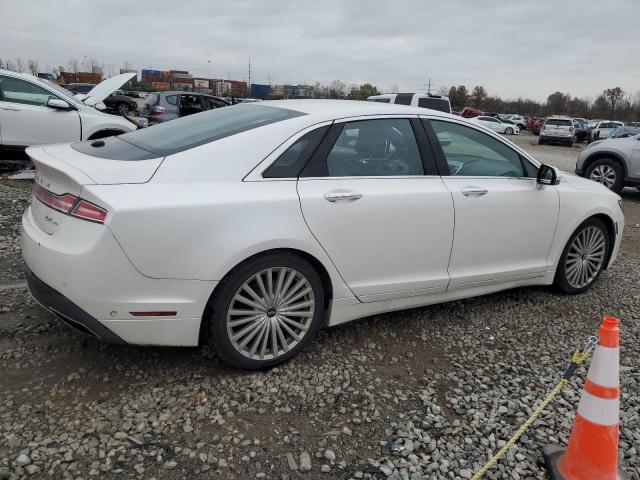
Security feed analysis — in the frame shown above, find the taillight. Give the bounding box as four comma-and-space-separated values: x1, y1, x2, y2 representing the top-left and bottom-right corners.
151, 106, 165, 115
33, 184, 107, 224
70, 200, 108, 223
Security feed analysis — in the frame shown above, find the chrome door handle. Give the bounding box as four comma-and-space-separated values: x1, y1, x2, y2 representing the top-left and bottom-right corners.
461, 187, 488, 197
324, 191, 363, 202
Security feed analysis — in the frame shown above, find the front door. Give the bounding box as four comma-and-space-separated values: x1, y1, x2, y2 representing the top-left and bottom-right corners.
0, 75, 80, 148
425, 117, 559, 287
297, 117, 454, 302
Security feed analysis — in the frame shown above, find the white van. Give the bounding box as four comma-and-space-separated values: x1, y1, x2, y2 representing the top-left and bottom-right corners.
366, 93, 452, 114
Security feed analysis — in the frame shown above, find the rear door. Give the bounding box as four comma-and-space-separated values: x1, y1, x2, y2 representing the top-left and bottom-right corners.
0, 75, 80, 148
297, 116, 454, 302
178, 94, 205, 117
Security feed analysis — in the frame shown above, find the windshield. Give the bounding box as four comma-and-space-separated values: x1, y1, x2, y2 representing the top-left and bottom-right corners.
41, 79, 80, 104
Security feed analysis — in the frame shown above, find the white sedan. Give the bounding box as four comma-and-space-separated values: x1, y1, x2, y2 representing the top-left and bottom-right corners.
22, 100, 624, 369
0, 70, 138, 158
470, 115, 520, 135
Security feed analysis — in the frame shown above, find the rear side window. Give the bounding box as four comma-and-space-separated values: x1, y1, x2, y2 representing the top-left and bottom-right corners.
545, 119, 572, 126
165, 95, 178, 106
263, 126, 329, 178
369, 98, 391, 103
394, 93, 413, 105
106, 104, 305, 157
145, 93, 159, 106
417, 97, 451, 113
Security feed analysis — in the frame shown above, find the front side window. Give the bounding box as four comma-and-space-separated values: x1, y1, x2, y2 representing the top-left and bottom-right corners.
429, 120, 526, 177
322, 119, 424, 177
179, 94, 204, 116
0, 76, 55, 106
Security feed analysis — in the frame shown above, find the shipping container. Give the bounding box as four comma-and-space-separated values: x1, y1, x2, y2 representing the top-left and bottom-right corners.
150, 81, 171, 90
250, 84, 271, 99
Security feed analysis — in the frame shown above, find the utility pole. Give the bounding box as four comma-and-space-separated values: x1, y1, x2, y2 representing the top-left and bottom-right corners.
248, 58, 252, 96
425, 78, 432, 95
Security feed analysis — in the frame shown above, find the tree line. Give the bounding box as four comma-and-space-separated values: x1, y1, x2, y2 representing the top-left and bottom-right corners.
446, 85, 640, 121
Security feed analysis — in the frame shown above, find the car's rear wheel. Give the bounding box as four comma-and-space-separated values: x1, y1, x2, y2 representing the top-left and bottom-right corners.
539, 137, 544, 145
554, 218, 610, 294
585, 158, 624, 193
205, 253, 325, 369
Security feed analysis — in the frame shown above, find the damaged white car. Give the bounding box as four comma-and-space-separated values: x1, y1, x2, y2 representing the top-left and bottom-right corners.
0, 71, 140, 159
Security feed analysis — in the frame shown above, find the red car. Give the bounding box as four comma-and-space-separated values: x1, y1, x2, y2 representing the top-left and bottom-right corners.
460, 107, 483, 118
530, 118, 545, 136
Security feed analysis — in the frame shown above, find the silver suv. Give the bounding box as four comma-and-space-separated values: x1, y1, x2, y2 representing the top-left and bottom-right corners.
142, 91, 230, 124
575, 133, 640, 192
539, 117, 575, 146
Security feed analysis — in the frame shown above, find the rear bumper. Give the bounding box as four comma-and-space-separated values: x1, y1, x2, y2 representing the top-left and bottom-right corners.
26, 266, 125, 343
22, 205, 216, 346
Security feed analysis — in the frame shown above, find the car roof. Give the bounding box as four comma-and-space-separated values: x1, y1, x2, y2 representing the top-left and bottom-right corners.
0, 68, 46, 82
258, 99, 456, 122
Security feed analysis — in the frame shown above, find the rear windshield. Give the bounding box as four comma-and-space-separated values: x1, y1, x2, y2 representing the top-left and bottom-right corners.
72, 104, 305, 160
144, 93, 158, 106
417, 97, 451, 113
545, 119, 572, 126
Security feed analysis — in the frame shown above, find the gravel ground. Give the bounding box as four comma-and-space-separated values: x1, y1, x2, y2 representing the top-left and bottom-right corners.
1, 138, 639, 480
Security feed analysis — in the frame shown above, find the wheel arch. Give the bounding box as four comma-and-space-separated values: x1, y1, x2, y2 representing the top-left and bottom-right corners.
582, 152, 629, 181
198, 247, 334, 344
591, 213, 617, 270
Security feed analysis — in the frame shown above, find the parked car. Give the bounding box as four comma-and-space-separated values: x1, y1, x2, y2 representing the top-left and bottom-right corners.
576, 132, 640, 192
123, 91, 142, 98
0, 70, 137, 160
142, 91, 231, 124
539, 117, 575, 146
626, 122, 640, 128
366, 93, 452, 114
470, 115, 519, 134
459, 107, 483, 118
592, 121, 624, 140
573, 121, 594, 143
509, 115, 527, 130
103, 91, 138, 116
22, 100, 623, 369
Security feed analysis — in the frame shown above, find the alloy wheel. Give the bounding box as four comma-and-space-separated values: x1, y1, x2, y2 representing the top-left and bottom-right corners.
589, 165, 616, 189
118, 104, 130, 115
564, 226, 606, 289
226, 267, 315, 360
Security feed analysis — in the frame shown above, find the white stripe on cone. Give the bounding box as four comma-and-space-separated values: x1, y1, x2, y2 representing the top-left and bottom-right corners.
577, 390, 620, 426
587, 345, 620, 388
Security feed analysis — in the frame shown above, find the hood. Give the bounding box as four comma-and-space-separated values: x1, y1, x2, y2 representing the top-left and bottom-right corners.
75, 72, 136, 105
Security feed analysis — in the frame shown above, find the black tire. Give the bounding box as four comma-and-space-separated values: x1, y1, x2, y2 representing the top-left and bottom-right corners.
117, 103, 130, 115
584, 158, 624, 193
568, 139, 574, 147
554, 217, 610, 294
205, 252, 325, 370
538, 137, 544, 145
505, 127, 513, 135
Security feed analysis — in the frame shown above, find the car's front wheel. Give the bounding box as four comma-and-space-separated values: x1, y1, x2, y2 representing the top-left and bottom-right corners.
505, 127, 514, 135
585, 158, 624, 193
205, 253, 325, 369
554, 218, 610, 294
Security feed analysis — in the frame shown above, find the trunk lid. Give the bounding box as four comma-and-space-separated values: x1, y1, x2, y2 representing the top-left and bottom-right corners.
26, 143, 163, 234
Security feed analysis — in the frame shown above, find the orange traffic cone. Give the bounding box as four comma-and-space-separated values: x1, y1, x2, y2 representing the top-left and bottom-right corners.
544, 317, 626, 480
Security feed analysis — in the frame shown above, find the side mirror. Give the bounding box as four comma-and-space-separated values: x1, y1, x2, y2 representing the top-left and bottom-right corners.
537, 164, 559, 186
47, 98, 72, 110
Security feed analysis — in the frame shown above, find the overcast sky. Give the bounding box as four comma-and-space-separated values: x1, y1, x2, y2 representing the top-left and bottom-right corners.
2, 0, 638, 101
